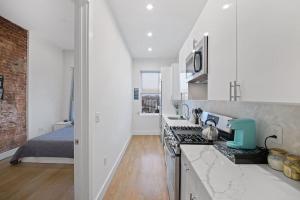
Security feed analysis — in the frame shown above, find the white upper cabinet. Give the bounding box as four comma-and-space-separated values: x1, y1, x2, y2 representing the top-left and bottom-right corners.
178, 0, 300, 103
237, 0, 300, 103
178, 39, 192, 100
178, 0, 237, 101
194, 0, 237, 101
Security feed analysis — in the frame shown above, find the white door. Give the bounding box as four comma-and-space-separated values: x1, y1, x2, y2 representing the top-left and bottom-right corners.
74, 0, 91, 199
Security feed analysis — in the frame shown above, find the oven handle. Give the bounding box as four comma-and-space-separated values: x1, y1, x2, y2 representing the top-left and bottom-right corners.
164, 141, 177, 158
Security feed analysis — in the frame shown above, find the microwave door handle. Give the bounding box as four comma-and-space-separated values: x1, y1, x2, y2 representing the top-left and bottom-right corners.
194, 51, 202, 73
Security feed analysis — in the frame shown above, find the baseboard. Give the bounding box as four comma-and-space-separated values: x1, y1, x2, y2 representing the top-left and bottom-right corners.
21, 157, 74, 164
96, 135, 131, 200
132, 131, 160, 135
0, 147, 18, 161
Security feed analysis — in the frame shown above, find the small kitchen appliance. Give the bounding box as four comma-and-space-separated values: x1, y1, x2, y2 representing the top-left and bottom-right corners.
202, 119, 219, 141
185, 36, 208, 83
226, 119, 256, 150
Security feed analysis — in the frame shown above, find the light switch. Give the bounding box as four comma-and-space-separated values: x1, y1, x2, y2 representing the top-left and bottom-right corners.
95, 112, 101, 123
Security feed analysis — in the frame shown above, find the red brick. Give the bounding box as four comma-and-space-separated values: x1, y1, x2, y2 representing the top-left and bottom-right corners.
0, 16, 27, 153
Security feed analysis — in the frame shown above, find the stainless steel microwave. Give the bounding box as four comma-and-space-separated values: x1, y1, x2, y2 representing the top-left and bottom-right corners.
186, 36, 208, 83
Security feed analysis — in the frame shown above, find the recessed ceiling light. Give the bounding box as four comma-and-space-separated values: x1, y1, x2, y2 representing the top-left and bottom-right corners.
222, 4, 232, 10
146, 4, 154, 11
147, 32, 153, 37
148, 47, 153, 52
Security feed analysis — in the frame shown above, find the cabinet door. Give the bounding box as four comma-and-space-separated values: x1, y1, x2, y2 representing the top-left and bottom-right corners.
171, 63, 181, 100
181, 152, 212, 200
237, 0, 300, 103
178, 42, 190, 100
189, 166, 212, 200
189, 0, 237, 100
181, 153, 190, 200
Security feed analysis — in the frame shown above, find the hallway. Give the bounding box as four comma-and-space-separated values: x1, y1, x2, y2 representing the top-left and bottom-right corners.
104, 135, 169, 200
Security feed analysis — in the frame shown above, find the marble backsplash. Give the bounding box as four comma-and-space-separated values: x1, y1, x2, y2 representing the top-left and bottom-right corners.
182, 100, 300, 155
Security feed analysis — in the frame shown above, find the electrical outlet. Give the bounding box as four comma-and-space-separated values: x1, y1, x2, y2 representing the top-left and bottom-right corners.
270, 125, 283, 144
103, 157, 107, 166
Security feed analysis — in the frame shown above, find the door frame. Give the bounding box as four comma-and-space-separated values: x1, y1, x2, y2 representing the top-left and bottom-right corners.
74, 0, 92, 199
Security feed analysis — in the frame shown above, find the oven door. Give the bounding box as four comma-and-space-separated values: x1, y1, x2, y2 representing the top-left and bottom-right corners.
164, 141, 180, 200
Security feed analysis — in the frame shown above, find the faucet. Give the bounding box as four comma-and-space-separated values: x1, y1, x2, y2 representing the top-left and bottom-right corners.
181, 103, 190, 120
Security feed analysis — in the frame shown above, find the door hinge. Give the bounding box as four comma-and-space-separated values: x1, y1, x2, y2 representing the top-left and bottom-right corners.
75, 139, 79, 145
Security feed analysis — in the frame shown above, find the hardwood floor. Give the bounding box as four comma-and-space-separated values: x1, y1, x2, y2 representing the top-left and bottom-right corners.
103, 135, 169, 200
0, 159, 74, 200
0, 136, 167, 200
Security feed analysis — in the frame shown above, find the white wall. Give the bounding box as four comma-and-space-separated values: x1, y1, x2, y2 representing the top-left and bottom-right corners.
62, 50, 74, 120
28, 32, 66, 139
132, 58, 176, 135
89, 0, 133, 199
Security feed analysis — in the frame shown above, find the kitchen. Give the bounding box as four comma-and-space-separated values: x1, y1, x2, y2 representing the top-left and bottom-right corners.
0, 0, 299, 199
99, 0, 300, 200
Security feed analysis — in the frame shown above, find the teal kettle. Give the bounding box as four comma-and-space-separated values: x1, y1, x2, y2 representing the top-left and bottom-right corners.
226, 119, 256, 150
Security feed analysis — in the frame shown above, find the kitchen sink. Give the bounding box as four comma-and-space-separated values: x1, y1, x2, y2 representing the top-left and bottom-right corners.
168, 116, 185, 120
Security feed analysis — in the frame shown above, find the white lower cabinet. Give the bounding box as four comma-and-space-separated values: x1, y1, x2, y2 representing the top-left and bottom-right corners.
181, 152, 211, 200
181, 153, 189, 200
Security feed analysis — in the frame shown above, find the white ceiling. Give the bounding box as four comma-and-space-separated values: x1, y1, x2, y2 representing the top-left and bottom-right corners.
107, 0, 208, 59
0, 0, 74, 50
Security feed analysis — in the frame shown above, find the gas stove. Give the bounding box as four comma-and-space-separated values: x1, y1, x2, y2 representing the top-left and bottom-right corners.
171, 126, 202, 131
164, 126, 212, 155
171, 126, 202, 135
163, 112, 234, 200
171, 126, 212, 145
175, 134, 213, 145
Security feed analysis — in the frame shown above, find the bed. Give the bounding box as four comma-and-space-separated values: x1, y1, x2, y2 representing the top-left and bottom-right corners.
10, 126, 74, 165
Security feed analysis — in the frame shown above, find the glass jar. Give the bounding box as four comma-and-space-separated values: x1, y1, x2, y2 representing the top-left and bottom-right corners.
267, 148, 287, 171
283, 154, 300, 181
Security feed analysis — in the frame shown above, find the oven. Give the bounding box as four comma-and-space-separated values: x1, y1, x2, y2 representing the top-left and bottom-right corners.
163, 112, 233, 200
164, 137, 180, 200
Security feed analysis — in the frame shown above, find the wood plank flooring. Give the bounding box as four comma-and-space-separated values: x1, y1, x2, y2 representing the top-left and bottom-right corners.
103, 135, 169, 200
0, 159, 74, 200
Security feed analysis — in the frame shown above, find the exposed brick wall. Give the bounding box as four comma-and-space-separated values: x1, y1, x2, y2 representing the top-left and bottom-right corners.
0, 16, 28, 153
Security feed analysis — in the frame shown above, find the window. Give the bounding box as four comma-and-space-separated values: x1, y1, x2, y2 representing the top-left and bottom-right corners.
140, 71, 161, 114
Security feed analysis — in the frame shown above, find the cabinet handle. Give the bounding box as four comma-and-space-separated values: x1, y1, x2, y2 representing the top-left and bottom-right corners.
190, 194, 198, 200
229, 81, 233, 101
230, 81, 241, 101
190, 194, 197, 200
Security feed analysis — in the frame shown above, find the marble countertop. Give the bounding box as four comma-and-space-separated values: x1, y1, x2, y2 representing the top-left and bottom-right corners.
181, 145, 300, 200
162, 115, 200, 127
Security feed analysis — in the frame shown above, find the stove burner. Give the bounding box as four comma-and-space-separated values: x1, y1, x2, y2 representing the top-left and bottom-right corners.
171, 126, 203, 131
175, 134, 212, 145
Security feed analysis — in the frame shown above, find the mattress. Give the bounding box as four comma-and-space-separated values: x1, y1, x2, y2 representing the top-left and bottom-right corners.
10, 126, 74, 165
